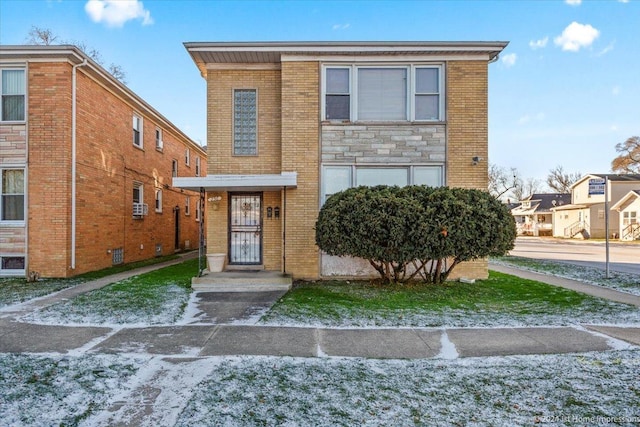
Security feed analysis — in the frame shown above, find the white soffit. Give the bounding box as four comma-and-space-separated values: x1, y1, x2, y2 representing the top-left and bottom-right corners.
173, 172, 298, 192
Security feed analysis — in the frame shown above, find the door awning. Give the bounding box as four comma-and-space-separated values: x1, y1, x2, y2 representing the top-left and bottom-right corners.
173, 172, 297, 192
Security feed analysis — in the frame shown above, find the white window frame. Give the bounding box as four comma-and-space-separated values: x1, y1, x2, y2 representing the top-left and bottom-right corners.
185, 196, 190, 216
195, 157, 201, 177
185, 148, 190, 166
133, 113, 143, 148
1, 168, 25, 224
1, 68, 26, 123
172, 159, 178, 178
322, 64, 444, 122
321, 164, 444, 204
155, 127, 163, 151
155, 189, 163, 213
0, 255, 25, 275
195, 197, 201, 222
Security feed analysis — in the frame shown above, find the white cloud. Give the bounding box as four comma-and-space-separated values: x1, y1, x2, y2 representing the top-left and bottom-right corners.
554, 22, 600, 52
501, 53, 517, 67
85, 0, 153, 28
565, 0, 582, 5
518, 112, 545, 125
596, 41, 615, 56
529, 37, 549, 50
332, 23, 350, 30
612, 86, 621, 95
618, 0, 629, 3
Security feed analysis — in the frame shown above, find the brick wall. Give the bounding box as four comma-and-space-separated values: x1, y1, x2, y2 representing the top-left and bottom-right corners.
446, 60, 490, 279
24, 61, 205, 277
281, 61, 320, 279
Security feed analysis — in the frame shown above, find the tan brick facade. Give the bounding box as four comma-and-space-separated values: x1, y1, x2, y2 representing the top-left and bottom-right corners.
189, 42, 504, 281
0, 47, 205, 277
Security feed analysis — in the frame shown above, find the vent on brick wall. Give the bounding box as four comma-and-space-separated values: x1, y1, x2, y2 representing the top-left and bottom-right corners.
155, 244, 162, 257
133, 203, 148, 217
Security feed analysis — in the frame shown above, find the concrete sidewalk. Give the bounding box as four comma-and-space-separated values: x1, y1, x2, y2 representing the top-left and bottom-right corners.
0, 257, 638, 360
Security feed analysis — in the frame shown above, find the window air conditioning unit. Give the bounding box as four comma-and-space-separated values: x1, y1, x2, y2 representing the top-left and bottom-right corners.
133, 203, 149, 217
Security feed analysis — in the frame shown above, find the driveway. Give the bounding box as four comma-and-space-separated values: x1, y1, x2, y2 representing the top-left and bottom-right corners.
509, 237, 640, 275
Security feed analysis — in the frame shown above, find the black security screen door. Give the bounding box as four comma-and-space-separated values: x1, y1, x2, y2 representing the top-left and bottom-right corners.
229, 193, 262, 264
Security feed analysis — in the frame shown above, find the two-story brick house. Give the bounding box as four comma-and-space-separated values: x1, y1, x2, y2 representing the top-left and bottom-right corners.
175, 41, 507, 280
0, 45, 206, 277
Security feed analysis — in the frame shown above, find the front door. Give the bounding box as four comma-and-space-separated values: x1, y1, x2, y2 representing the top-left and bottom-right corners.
229, 193, 262, 265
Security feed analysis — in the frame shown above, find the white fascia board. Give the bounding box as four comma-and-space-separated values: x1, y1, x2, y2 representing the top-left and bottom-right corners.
281, 54, 492, 62
173, 172, 297, 192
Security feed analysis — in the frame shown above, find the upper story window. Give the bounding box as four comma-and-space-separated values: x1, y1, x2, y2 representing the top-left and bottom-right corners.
1, 169, 25, 222
1, 69, 26, 122
233, 89, 257, 155
323, 65, 444, 122
155, 128, 163, 151
185, 148, 190, 166
195, 157, 201, 177
185, 196, 190, 216
133, 114, 143, 148
172, 159, 178, 177
155, 189, 163, 213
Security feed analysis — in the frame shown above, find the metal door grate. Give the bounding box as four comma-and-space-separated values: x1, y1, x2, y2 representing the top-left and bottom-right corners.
229, 194, 262, 264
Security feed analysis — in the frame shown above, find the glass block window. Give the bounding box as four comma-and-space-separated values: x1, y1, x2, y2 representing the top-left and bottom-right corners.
112, 248, 124, 265
233, 89, 257, 155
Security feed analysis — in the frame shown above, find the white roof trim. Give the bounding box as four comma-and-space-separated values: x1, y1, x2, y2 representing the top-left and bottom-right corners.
173, 172, 297, 192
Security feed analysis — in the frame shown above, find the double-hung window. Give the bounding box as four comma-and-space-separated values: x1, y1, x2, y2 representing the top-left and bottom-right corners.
155, 128, 163, 150
1, 69, 25, 122
1, 169, 25, 222
133, 114, 143, 148
155, 189, 162, 213
233, 89, 257, 155
195, 157, 200, 177
323, 65, 443, 122
185, 148, 190, 166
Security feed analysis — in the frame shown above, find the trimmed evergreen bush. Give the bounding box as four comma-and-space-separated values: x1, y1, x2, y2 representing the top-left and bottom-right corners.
315, 185, 516, 284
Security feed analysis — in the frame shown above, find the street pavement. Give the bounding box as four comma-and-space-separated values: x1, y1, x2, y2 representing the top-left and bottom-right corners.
0, 256, 638, 359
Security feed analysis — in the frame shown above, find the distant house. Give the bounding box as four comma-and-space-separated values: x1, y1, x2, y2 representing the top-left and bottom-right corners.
511, 193, 570, 236
551, 174, 640, 239
0, 45, 206, 277
175, 41, 508, 281
611, 190, 640, 241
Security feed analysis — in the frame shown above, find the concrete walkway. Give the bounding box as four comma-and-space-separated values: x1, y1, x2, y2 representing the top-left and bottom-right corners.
0, 259, 638, 359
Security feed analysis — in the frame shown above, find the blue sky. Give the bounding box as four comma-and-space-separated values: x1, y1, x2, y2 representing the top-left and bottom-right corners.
1, 0, 638, 184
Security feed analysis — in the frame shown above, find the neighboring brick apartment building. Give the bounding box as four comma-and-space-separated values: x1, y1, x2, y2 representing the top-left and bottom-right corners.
0, 45, 206, 278
175, 41, 507, 280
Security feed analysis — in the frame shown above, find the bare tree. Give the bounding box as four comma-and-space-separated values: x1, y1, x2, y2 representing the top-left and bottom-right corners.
611, 136, 640, 174
489, 164, 519, 200
511, 177, 544, 201
546, 165, 581, 193
26, 26, 58, 45
25, 26, 127, 84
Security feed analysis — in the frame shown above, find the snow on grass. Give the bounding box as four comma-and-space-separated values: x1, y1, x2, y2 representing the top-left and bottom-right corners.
0, 277, 84, 310
20, 281, 191, 327
175, 351, 640, 427
259, 298, 640, 328
0, 353, 143, 427
2, 351, 639, 426
492, 256, 640, 296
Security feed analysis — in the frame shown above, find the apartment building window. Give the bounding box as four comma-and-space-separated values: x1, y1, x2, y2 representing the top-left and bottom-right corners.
195, 197, 201, 221
323, 65, 443, 122
1, 69, 25, 122
195, 157, 200, 177
233, 89, 257, 155
155, 189, 163, 213
185, 148, 190, 166
133, 114, 143, 148
172, 159, 178, 177
1, 255, 25, 272
321, 165, 443, 203
155, 128, 163, 150
133, 181, 147, 217
1, 169, 25, 222
185, 196, 190, 215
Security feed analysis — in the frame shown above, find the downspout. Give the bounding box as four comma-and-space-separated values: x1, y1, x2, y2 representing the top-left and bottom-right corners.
71, 58, 88, 270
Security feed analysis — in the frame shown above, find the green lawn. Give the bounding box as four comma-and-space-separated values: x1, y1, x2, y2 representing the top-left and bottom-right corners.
21, 258, 197, 325
0, 254, 181, 309
260, 270, 640, 327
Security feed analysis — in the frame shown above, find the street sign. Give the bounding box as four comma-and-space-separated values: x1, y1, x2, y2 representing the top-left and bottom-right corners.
588, 178, 605, 195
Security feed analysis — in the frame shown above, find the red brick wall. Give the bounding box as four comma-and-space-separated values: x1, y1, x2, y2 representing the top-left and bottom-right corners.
26, 61, 205, 277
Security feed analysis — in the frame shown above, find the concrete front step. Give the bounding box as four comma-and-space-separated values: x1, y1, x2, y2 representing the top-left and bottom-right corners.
192, 271, 292, 292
